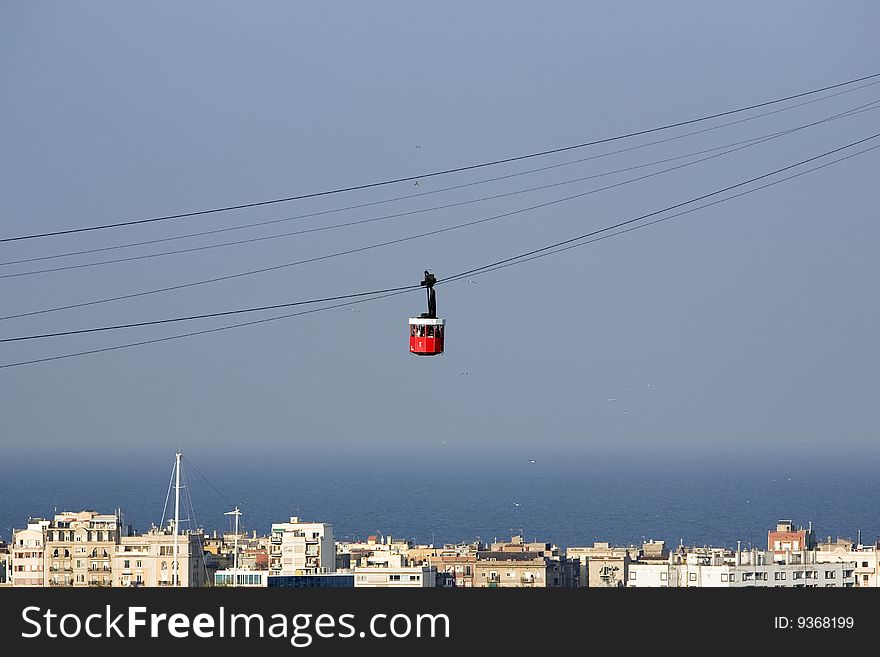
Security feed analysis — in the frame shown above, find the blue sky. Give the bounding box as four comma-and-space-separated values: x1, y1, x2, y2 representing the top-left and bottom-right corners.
1, 1, 878, 469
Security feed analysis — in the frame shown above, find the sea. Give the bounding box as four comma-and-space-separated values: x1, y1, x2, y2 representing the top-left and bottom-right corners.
1, 453, 877, 551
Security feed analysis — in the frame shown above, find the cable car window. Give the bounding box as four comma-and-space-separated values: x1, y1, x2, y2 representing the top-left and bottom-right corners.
426, 325, 434, 337
411, 325, 416, 337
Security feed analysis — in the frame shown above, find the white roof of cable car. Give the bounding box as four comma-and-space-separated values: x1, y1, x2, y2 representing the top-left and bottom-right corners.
408, 317, 446, 325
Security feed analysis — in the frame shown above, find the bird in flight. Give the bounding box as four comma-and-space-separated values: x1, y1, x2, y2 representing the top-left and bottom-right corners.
467, 279, 478, 284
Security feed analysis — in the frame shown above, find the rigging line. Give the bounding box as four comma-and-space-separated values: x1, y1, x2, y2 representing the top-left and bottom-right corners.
8, 97, 880, 280
2, 71, 879, 243
0, 134, 875, 369
0, 284, 422, 342
160, 460, 176, 529
442, 143, 880, 283
181, 456, 236, 509
7, 77, 880, 268
181, 465, 201, 532
3, 101, 874, 324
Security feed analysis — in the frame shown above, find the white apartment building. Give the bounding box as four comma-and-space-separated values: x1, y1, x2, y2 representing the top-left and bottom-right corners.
354, 565, 437, 587
627, 549, 855, 587
11, 520, 49, 587
269, 516, 334, 575
352, 553, 437, 587
814, 544, 878, 588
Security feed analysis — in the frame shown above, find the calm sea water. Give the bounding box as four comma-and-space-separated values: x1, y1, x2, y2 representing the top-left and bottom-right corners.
1, 454, 877, 550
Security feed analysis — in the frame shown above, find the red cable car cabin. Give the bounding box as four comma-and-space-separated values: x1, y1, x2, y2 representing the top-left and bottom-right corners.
409, 270, 445, 356
409, 317, 445, 355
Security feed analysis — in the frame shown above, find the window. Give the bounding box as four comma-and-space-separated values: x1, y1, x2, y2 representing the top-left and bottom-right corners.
721, 574, 728, 582
426, 325, 434, 337
660, 572, 668, 581
743, 573, 753, 581
410, 575, 420, 581
124, 560, 130, 569
862, 562, 869, 568
825, 571, 835, 579
136, 560, 142, 568
629, 572, 637, 580
389, 575, 401, 581
793, 571, 802, 580
688, 573, 696, 581
729, 574, 735, 582
775, 572, 786, 580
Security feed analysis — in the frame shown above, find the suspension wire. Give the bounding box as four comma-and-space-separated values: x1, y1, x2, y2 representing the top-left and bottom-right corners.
2, 71, 878, 243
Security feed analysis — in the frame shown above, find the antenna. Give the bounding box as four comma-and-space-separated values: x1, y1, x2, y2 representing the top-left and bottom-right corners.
224, 506, 242, 588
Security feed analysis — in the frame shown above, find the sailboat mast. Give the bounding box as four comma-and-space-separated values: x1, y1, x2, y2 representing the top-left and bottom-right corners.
173, 451, 181, 587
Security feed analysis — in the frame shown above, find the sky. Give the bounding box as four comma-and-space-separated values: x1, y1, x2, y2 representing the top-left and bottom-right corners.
1, 1, 878, 473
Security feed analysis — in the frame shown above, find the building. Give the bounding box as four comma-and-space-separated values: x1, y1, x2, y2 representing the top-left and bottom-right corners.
214, 568, 270, 587
337, 533, 413, 570
426, 553, 478, 588
114, 526, 207, 587
269, 516, 334, 576
473, 553, 554, 587
40, 511, 119, 587
566, 542, 639, 588
11, 520, 49, 587
815, 537, 878, 588
268, 573, 354, 588
768, 519, 816, 557
14, 511, 120, 588
627, 546, 855, 587
0, 540, 10, 586
352, 553, 437, 587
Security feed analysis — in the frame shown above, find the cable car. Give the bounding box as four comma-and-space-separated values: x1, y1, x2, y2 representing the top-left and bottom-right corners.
409, 270, 445, 356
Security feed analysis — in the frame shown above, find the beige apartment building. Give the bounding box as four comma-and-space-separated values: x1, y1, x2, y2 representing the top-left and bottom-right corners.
114, 527, 207, 587
12, 511, 207, 587
566, 542, 641, 587
11, 520, 50, 587
41, 511, 119, 587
